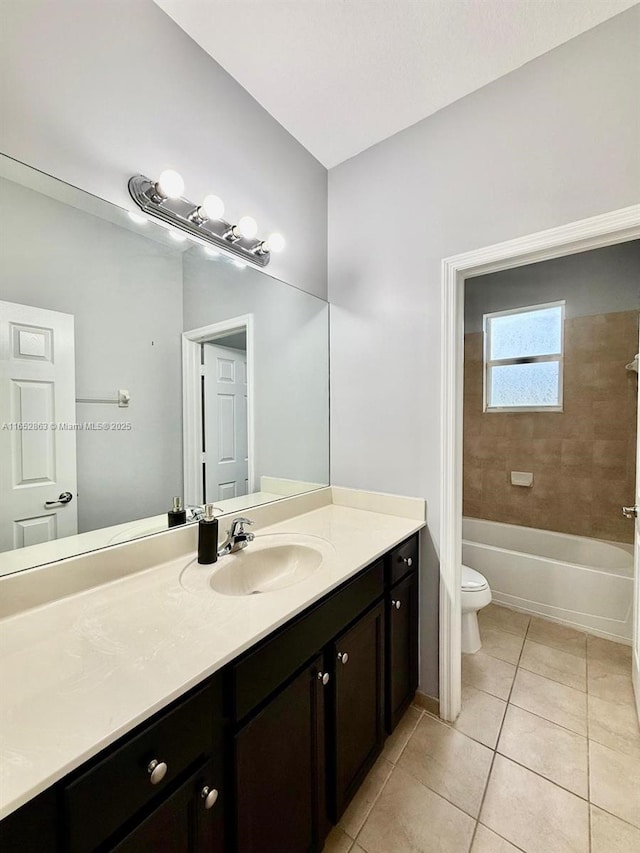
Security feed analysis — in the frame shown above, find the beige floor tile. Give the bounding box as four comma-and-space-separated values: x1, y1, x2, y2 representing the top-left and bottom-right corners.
588, 659, 635, 707
510, 668, 587, 735
472, 825, 522, 852
453, 684, 507, 749
587, 635, 633, 670
397, 712, 493, 818
357, 765, 475, 853
323, 825, 354, 853
338, 756, 393, 838
462, 651, 516, 701
381, 704, 422, 764
590, 805, 640, 853
527, 617, 587, 658
480, 755, 589, 853
497, 705, 588, 798
588, 693, 640, 758
478, 625, 525, 665
350, 846, 365, 853
519, 638, 586, 691
589, 740, 640, 828
478, 603, 530, 638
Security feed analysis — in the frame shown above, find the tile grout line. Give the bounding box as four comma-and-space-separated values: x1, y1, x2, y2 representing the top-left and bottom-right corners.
466, 614, 532, 852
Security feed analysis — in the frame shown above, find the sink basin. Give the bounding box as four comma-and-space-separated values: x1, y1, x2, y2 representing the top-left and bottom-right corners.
179, 533, 335, 596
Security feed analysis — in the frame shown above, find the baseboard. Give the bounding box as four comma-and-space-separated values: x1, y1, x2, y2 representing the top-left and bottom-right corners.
413, 691, 440, 717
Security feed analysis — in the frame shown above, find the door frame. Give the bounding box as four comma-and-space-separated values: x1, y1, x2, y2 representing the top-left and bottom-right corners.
439, 204, 640, 723
182, 314, 255, 507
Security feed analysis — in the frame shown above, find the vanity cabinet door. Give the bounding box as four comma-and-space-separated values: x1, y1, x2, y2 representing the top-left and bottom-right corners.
111, 759, 224, 853
386, 569, 419, 733
235, 656, 328, 853
330, 601, 385, 820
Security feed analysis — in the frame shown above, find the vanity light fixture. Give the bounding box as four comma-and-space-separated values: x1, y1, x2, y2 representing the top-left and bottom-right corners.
128, 171, 283, 267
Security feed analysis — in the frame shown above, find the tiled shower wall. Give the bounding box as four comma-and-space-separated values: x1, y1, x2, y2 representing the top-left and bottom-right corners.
463, 310, 638, 543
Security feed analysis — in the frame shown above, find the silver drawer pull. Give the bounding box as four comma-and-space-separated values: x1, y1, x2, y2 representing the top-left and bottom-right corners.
402, 556, 413, 567
147, 759, 168, 785
317, 671, 330, 685
337, 651, 349, 665
201, 786, 219, 810
392, 599, 402, 610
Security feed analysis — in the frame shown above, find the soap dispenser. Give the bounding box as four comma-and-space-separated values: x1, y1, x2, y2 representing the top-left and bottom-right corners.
198, 503, 219, 565
168, 496, 187, 528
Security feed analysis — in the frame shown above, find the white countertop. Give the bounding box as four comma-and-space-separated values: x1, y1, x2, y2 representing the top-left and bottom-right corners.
0, 493, 425, 819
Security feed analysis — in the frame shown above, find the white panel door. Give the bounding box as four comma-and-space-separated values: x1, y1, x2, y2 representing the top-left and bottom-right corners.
0, 301, 78, 550
203, 343, 248, 503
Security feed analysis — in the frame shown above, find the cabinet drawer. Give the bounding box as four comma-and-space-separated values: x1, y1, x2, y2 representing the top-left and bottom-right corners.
387, 535, 418, 586
64, 677, 222, 853
232, 560, 384, 722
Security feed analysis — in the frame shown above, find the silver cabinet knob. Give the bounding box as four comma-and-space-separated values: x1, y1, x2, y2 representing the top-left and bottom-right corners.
201, 786, 219, 810
392, 599, 402, 610
337, 651, 349, 665
147, 759, 168, 785
402, 556, 413, 567
317, 671, 330, 685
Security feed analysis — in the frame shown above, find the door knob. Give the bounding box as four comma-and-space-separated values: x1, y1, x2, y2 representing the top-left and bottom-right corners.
44, 491, 73, 508
622, 506, 638, 519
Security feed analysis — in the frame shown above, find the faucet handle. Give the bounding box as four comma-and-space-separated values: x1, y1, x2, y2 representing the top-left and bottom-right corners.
230, 517, 253, 535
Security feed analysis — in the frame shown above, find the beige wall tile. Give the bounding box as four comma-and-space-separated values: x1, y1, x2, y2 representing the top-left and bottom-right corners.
357, 766, 476, 853
480, 755, 589, 853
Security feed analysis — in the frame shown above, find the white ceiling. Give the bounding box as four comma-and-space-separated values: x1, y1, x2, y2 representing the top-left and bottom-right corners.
154, 0, 637, 168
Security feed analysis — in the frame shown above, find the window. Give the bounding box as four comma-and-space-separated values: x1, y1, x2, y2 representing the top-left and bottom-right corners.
483, 301, 564, 412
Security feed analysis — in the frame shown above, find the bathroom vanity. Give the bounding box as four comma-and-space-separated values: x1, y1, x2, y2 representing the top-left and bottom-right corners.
0, 490, 424, 853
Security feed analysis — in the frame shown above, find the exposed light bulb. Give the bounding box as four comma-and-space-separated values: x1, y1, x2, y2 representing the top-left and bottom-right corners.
198, 194, 225, 221
236, 215, 258, 240
204, 246, 220, 257
170, 230, 187, 242
267, 232, 286, 253
156, 169, 184, 199
127, 211, 147, 225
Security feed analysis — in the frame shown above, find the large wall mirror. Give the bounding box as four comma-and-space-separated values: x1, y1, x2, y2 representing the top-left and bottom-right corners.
0, 154, 329, 576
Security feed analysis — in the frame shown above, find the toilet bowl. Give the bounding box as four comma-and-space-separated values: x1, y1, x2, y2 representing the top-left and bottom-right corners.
461, 565, 492, 654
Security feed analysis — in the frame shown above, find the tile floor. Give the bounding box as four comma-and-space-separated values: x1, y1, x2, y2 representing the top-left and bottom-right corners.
323, 603, 640, 853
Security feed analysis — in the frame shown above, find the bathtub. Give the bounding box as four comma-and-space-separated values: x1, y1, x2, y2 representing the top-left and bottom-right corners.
462, 517, 635, 643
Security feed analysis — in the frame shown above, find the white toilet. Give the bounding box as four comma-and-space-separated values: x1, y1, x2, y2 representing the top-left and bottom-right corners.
461, 565, 492, 654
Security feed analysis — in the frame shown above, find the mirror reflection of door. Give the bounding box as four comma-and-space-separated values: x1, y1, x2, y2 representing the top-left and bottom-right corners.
202, 334, 248, 503
0, 300, 78, 550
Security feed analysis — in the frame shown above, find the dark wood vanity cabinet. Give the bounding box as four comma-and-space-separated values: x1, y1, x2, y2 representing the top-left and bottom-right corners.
234, 656, 328, 853
331, 601, 385, 819
0, 533, 420, 853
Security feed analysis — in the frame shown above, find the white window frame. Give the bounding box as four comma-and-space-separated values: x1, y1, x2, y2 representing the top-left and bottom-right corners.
483, 300, 565, 413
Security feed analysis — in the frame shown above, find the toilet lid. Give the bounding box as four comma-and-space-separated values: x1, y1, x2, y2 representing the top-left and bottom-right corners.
462, 565, 488, 591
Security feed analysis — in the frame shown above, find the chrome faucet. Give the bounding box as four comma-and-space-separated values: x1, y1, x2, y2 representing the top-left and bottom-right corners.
218, 517, 255, 556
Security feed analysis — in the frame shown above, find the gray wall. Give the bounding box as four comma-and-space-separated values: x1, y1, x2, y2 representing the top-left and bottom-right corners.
465, 240, 640, 332
183, 253, 330, 488
0, 177, 184, 532
0, 0, 327, 299
328, 8, 640, 697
